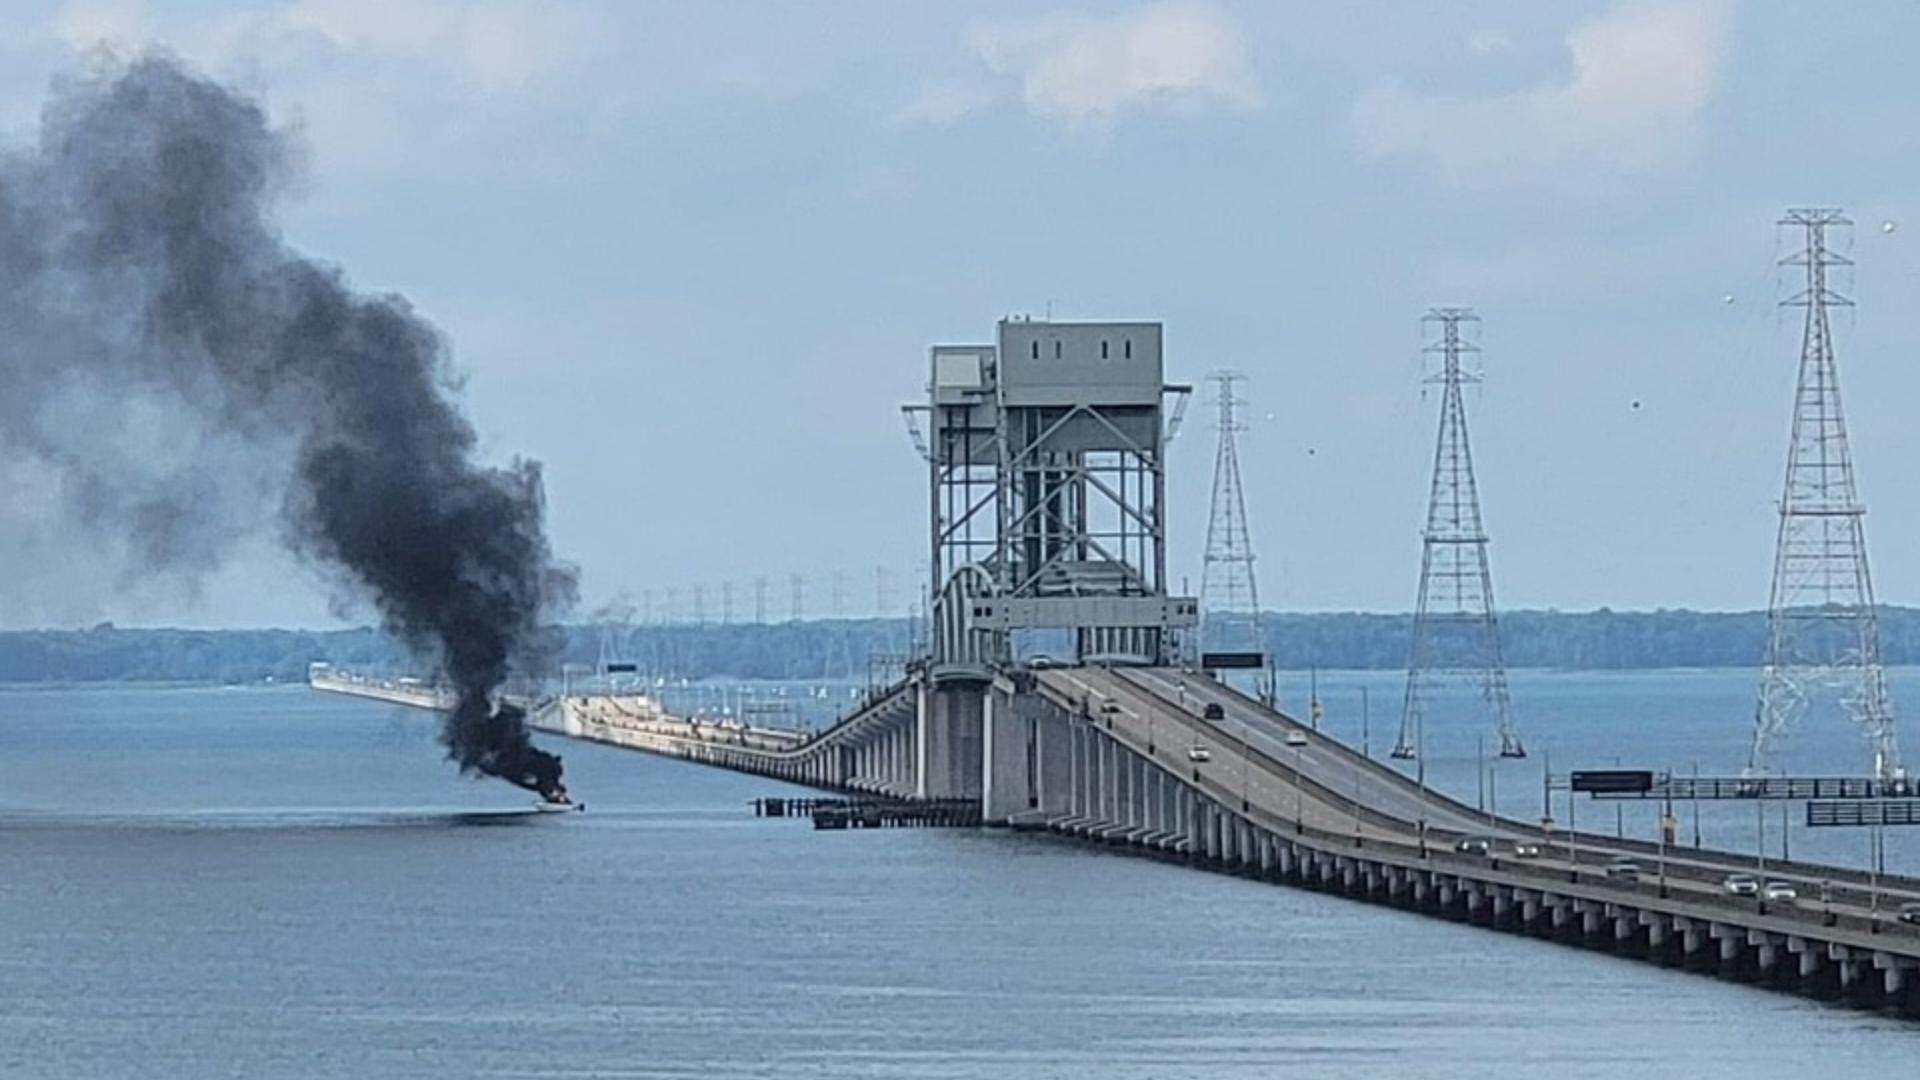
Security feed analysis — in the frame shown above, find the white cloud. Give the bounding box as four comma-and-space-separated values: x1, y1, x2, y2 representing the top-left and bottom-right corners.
1467, 28, 1510, 55
910, 0, 1259, 124
1355, 0, 1730, 181
41, 0, 597, 95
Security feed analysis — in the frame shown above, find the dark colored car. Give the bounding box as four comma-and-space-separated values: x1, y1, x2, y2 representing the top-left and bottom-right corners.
1202, 702, 1225, 721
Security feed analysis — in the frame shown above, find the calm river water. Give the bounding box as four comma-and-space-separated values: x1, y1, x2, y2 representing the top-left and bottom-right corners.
2, 675, 1918, 1078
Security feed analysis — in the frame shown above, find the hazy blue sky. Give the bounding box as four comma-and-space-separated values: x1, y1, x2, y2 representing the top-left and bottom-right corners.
3, 0, 1919, 628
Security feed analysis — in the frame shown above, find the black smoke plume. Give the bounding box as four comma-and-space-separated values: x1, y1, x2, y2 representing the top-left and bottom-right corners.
0, 55, 576, 796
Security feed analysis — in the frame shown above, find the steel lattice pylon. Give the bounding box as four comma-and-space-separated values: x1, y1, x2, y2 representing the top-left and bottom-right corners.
1750, 208, 1899, 780
1199, 371, 1262, 654
1392, 308, 1523, 761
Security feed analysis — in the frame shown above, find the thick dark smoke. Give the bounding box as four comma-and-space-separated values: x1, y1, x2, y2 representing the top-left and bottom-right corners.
0, 55, 576, 796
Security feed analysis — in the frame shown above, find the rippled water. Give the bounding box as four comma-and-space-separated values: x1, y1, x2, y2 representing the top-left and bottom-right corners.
2, 679, 1918, 1078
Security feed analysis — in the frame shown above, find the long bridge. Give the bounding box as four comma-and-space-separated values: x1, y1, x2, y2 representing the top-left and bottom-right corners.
317, 315, 1920, 1015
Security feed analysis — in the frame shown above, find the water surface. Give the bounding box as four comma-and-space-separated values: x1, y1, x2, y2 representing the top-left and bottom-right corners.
2, 680, 1916, 1079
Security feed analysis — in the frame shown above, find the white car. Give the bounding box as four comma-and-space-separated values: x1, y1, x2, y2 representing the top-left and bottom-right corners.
1284, 729, 1309, 747
1762, 881, 1798, 902
1722, 873, 1759, 896
1186, 745, 1212, 763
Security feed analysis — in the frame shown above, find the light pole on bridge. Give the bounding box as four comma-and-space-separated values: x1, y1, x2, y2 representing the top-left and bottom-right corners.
1294, 738, 1305, 835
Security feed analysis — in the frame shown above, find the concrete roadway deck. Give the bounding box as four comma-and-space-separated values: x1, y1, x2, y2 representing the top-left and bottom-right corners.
1039, 665, 1920, 939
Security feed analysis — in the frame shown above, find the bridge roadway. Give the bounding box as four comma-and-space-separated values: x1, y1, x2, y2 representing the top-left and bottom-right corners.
1041, 664, 1920, 927
313, 664, 1920, 1010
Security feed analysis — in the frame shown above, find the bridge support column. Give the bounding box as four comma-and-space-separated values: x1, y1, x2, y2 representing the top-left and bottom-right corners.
1516, 890, 1539, 927
1711, 923, 1741, 971
917, 681, 984, 801
1788, 936, 1820, 982
1148, 761, 1161, 837
1831, 944, 1862, 996
1175, 780, 1190, 849
1579, 901, 1601, 939
915, 680, 929, 799
1614, 913, 1637, 948
1642, 912, 1670, 955
1069, 723, 1086, 819
1036, 707, 1072, 818
981, 687, 1030, 824
1874, 951, 1913, 999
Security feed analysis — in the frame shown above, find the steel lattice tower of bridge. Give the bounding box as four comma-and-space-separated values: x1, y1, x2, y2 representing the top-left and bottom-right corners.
1392, 308, 1524, 761
1751, 208, 1900, 780
1199, 371, 1263, 655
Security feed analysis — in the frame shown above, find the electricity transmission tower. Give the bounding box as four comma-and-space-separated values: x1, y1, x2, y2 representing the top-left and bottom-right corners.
1392, 308, 1523, 760
1199, 371, 1263, 654
1751, 208, 1899, 779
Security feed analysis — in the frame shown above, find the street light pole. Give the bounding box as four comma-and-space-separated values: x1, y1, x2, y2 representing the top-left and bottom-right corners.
1568, 784, 1579, 883
1477, 734, 1486, 813
1239, 718, 1250, 812
1541, 748, 1552, 824
1294, 739, 1305, 834
1352, 752, 1363, 846
1416, 705, 1429, 857
1658, 779, 1671, 898
1614, 756, 1624, 839
1488, 757, 1498, 828
1361, 686, 1370, 760
1691, 759, 1702, 848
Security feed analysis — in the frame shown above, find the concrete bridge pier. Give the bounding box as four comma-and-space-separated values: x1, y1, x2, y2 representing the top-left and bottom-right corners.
918, 679, 984, 802
1516, 890, 1542, 933
1832, 944, 1863, 998
1748, 929, 1781, 979
1874, 951, 1915, 1007
1710, 922, 1744, 976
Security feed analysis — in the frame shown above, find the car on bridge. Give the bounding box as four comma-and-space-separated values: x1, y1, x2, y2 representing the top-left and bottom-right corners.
1762, 881, 1798, 902
1722, 873, 1759, 896
1186, 745, 1212, 763
1284, 729, 1309, 747
1202, 702, 1225, 721
1455, 835, 1494, 855
1099, 698, 1122, 716
1604, 857, 1641, 884
1899, 901, 1920, 925
1509, 841, 1542, 859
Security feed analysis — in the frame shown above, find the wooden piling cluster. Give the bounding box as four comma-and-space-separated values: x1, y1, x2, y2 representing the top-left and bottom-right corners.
752, 796, 981, 830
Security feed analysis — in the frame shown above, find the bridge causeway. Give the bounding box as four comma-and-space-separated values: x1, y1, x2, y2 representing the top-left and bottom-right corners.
314, 662, 1920, 1013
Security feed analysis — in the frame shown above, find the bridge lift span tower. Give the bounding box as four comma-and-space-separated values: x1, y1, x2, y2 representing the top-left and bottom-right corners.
909, 319, 1198, 677
901, 319, 1198, 801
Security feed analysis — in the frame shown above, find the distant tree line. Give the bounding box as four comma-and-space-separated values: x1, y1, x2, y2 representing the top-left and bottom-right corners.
9, 608, 1920, 685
